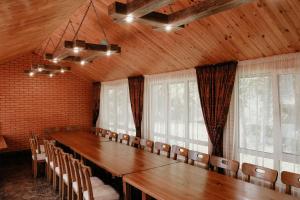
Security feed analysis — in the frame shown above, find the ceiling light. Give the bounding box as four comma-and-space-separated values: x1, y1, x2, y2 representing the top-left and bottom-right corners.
80, 60, 86, 66
37, 67, 43, 72
125, 14, 134, 23
53, 58, 58, 64
60, 68, 65, 73
106, 50, 112, 56
165, 25, 172, 32
73, 47, 80, 54
29, 71, 35, 77
49, 73, 54, 78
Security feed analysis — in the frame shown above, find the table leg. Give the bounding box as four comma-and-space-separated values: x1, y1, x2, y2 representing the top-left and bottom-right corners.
123, 182, 132, 200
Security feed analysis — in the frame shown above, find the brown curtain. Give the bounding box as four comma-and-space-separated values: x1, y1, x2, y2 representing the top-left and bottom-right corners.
128, 76, 144, 138
195, 61, 237, 157
92, 82, 101, 126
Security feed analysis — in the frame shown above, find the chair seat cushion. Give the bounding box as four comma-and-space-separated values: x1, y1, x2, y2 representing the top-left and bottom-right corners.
72, 177, 104, 194
83, 184, 119, 200
55, 167, 60, 175
50, 161, 54, 169
32, 153, 46, 161
63, 174, 69, 184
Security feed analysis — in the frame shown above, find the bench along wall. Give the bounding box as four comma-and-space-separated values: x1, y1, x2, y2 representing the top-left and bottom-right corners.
0, 53, 93, 152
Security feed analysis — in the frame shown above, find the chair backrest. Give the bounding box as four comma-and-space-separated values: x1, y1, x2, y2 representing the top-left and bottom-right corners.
131, 136, 141, 148
81, 164, 95, 200
210, 156, 239, 178
111, 132, 118, 142
70, 158, 83, 196
171, 145, 189, 163
120, 134, 130, 145
29, 138, 37, 159
242, 163, 278, 190
281, 171, 300, 195
155, 142, 171, 158
62, 153, 72, 185
188, 150, 210, 169
141, 139, 154, 153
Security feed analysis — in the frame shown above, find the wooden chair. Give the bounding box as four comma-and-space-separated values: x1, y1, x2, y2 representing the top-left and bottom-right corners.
120, 134, 130, 145
210, 156, 239, 178
43, 140, 51, 181
188, 150, 210, 169
31, 133, 45, 154
141, 139, 154, 153
70, 158, 105, 200
110, 132, 118, 142
281, 171, 300, 195
241, 163, 278, 190
29, 138, 46, 178
81, 165, 119, 200
130, 136, 141, 148
53, 147, 64, 196
47, 142, 56, 183
61, 153, 73, 200
171, 145, 189, 163
155, 142, 171, 158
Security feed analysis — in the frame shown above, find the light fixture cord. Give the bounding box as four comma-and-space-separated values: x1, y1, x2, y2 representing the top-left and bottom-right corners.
72, 1, 92, 41
53, 20, 72, 54
91, 0, 109, 44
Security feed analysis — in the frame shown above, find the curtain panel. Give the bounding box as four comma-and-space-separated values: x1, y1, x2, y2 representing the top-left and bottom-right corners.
92, 82, 101, 126
195, 61, 237, 157
128, 76, 144, 138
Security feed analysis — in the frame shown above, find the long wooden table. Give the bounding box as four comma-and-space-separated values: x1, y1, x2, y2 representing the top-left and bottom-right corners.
123, 163, 297, 200
0, 136, 7, 150
51, 132, 177, 177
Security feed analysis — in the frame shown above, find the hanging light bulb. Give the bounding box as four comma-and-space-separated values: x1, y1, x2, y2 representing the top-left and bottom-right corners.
165, 25, 173, 32
80, 60, 86, 66
37, 67, 43, 72
125, 14, 134, 23
49, 73, 54, 78
29, 71, 35, 77
53, 58, 58, 64
106, 50, 112, 57
73, 47, 80, 54
60, 68, 65, 73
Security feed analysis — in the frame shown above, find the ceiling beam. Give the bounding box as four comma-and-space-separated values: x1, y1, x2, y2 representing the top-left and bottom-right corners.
108, 0, 173, 23
137, 0, 253, 31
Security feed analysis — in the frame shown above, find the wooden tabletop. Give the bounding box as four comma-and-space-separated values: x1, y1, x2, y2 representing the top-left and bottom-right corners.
123, 162, 297, 200
51, 132, 178, 177
0, 136, 8, 150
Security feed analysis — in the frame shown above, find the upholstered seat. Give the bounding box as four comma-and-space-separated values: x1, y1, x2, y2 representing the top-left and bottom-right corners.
32, 153, 46, 161
83, 184, 119, 200
72, 177, 104, 193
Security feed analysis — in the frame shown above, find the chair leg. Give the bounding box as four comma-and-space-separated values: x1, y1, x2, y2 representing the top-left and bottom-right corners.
61, 181, 65, 200
67, 184, 72, 200
34, 161, 38, 178
58, 177, 62, 197
53, 174, 57, 190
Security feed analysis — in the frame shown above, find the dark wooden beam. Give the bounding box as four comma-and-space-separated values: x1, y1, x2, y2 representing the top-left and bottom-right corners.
134, 0, 253, 31
108, 0, 173, 23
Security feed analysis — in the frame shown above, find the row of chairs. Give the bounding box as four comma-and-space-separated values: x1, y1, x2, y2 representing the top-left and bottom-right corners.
94, 128, 300, 195
29, 135, 119, 200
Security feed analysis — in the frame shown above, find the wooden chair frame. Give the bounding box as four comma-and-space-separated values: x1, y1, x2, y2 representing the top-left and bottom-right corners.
188, 150, 210, 169
155, 142, 171, 158
242, 163, 278, 190
210, 156, 239, 178
172, 145, 189, 163
281, 171, 300, 195
120, 134, 130, 145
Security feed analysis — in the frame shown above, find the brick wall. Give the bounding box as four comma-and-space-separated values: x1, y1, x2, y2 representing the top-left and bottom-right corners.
0, 53, 93, 152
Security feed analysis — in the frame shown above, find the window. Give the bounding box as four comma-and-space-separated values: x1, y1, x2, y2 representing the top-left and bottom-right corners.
237, 58, 300, 177
145, 70, 208, 153
99, 79, 136, 135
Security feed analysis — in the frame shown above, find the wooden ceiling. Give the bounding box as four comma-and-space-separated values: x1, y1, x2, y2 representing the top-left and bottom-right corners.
1, 0, 300, 81
0, 0, 86, 64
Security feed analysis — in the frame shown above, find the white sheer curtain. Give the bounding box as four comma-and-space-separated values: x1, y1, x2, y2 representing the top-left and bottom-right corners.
224, 52, 300, 195
143, 69, 209, 153
98, 79, 136, 135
